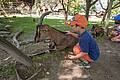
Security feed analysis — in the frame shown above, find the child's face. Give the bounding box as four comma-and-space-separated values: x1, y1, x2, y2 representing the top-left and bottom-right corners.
70, 25, 79, 32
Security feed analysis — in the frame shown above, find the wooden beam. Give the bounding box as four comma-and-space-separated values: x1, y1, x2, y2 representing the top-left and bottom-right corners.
0, 37, 33, 67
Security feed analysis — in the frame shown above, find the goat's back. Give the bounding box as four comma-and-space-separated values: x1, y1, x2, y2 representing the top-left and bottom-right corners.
50, 27, 78, 47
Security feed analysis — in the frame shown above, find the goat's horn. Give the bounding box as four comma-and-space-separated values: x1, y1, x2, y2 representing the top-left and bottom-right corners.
38, 11, 52, 26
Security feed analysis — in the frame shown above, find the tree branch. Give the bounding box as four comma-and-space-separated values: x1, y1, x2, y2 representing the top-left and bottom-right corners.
99, 0, 106, 10
112, 1, 120, 9
112, 5, 120, 9
62, 0, 66, 11
91, 0, 98, 6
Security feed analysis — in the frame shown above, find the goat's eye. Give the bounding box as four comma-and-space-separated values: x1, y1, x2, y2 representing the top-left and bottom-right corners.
43, 29, 48, 32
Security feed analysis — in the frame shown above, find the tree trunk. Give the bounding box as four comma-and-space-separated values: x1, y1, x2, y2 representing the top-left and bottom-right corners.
85, 0, 98, 20
65, 0, 69, 20
0, 37, 33, 67
85, 0, 91, 20
101, 9, 108, 24
85, 6, 90, 20
65, 11, 68, 20
105, 0, 114, 29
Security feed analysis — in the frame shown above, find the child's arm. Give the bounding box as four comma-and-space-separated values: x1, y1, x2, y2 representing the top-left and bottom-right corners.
68, 52, 87, 59
108, 25, 117, 28
65, 31, 79, 38
75, 43, 79, 46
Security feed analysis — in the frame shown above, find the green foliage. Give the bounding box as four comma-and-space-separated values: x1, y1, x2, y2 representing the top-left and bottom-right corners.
69, 1, 85, 15
111, 7, 120, 16
90, 5, 96, 13
69, 0, 96, 15
111, 1, 120, 15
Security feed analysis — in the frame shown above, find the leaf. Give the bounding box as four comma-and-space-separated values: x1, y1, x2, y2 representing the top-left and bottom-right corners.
46, 72, 50, 74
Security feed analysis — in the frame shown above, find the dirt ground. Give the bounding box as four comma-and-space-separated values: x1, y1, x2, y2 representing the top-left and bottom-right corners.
35, 37, 120, 80
0, 33, 120, 80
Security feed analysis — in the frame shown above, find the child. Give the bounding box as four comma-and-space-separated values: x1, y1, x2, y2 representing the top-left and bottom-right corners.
108, 14, 120, 41
64, 14, 100, 68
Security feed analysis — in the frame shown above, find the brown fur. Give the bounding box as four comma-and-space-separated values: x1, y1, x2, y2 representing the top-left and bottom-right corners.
91, 24, 104, 37
35, 24, 78, 51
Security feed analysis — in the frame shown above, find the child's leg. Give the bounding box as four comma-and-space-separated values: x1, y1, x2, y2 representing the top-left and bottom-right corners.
73, 45, 82, 62
111, 37, 120, 41
76, 54, 93, 68
73, 45, 81, 54
80, 54, 93, 63
80, 57, 89, 63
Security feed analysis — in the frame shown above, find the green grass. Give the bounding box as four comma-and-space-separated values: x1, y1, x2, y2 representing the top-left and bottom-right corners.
0, 64, 15, 77
0, 17, 115, 42
1, 17, 115, 34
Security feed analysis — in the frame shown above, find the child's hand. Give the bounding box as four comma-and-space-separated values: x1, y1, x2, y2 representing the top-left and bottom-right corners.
65, 31, 72, 35
68, 55, 74, 59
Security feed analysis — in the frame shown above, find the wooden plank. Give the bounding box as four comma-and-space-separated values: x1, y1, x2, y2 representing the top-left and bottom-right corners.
0, 37, 33, 67
0, 31, 11, 34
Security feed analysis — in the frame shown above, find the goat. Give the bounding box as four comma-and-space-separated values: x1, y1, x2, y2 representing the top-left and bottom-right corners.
34, 11, 78, 51
91, 24, 104, 38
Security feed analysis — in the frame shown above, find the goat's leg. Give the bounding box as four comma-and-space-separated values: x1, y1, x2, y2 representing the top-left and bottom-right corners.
99, 31, 104, 37
49, 42, 55, 49
55, 41, 68, 51
55, 45, 67, 51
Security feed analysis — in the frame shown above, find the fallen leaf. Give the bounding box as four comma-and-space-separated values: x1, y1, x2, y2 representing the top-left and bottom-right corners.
46, 72, 50, 74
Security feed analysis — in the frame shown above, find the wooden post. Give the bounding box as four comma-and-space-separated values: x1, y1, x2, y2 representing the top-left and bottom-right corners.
0, 37, 33, 67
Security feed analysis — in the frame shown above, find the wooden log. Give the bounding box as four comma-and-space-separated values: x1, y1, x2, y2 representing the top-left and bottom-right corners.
13, 30, 23, 48
0, 31, 11, 34
0, 37, 33, 67
26, 68, 43, 80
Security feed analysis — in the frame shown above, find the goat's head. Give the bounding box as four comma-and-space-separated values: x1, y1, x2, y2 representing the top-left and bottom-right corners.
38, 25, 51, 42
34, 11, 52, 42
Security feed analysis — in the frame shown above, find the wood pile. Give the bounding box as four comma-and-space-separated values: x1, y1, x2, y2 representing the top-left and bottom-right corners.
0, 19, 13, 38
